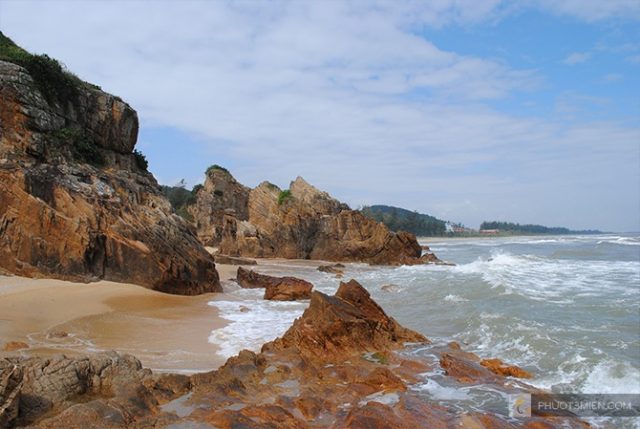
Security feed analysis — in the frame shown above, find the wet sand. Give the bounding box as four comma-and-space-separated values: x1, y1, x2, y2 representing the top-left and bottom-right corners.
0, 266, 241, 373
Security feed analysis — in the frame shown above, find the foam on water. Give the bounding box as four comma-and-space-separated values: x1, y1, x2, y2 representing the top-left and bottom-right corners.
205, 234, 640, 416
208, 299, 306, 358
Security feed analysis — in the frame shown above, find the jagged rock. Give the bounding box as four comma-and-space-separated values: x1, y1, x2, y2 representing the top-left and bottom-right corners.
0, 359, 22, 428
191, 173, 440, 265
264, 280, 312, 301
265, 279, 427, 361
190, 167, 250, 246
0, 51, 220, 294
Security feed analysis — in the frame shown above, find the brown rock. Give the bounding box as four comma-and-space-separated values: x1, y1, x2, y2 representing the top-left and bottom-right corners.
0, 57, 220, 295
264, 280, 312, 301
206, 174, 441, 265
317, 264, 345, 275
0, 359, 22, 428
265, 279, 427, 361
214, 254, 257, 265
191, 167, 250, 246
480, 358, 533, 379
2, 341, 28, 352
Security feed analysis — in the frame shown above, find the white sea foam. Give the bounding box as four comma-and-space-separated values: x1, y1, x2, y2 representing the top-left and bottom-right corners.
208, 299, 305, 358
452, 251, 639, 303
443, 294, 468, 302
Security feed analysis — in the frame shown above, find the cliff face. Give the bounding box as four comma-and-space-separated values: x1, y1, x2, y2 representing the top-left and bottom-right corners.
0, 52, 220, 293
193, 171, 438, 265
190, 166, 250, 246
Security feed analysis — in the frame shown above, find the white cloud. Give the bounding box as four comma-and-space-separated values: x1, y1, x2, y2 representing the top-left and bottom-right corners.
564, 52, 591, 65
0, 1, 638, 231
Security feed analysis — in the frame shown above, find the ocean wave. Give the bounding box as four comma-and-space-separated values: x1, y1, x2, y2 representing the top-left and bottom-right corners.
451, 252, 639, 303
207, 299, 305, 358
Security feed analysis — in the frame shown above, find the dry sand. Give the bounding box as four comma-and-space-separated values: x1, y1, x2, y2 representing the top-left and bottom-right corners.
0, 266, 242, 373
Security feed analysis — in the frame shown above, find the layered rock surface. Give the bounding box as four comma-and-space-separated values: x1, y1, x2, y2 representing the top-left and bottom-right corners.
0, 44, 220, 293
1, 279, 588, 429
192, 172, 440, 265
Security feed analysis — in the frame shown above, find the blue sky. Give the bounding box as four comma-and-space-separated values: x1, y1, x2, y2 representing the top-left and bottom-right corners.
1, 1, 638, 231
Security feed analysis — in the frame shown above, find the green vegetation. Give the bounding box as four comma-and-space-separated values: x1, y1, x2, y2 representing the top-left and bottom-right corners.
480, 221, 601, 235
206, 164, 230, 175
133, 149, 148, 171
361, 205, 447, 236
278, 189, 292, 205
160, 179, 200, 222
0, 31, 81, 106
51, 127, 105, 167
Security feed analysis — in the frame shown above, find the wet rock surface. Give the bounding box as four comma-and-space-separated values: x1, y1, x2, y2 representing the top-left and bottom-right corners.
1, 280, 589, 429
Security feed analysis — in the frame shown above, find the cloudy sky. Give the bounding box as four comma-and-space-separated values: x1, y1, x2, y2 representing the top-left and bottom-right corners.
1, 1, 638, 231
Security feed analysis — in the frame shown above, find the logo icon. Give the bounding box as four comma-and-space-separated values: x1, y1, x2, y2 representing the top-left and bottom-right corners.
509, 394, 531, 417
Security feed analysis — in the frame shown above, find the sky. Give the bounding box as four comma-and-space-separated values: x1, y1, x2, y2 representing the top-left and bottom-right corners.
1, 1, 638, 231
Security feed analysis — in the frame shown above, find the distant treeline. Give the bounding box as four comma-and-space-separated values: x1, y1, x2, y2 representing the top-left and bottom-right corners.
480, 221, 601, 235
361, 205, 447, 236
160, 179, 201, 222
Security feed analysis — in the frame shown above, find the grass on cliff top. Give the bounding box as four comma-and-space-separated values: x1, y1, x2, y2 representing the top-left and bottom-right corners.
0, 31, 85, 106
206, 164, 230, 176
278, 189, 292, 205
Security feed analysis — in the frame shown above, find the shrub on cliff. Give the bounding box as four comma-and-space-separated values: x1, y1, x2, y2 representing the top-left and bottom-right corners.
278, 189, 292, 205
0, 32, 81, 107
51, 127, 105, 167
133, 150, 148, 171
206, 164, 230, 175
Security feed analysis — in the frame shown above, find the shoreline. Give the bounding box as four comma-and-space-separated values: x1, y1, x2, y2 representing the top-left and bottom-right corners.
0, 272, 238, 373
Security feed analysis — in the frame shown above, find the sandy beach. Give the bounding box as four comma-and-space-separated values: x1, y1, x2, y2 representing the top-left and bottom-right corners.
0, 262, 241, 373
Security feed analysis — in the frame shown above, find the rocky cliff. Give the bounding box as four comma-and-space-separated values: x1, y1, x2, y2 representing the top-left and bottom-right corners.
193, 170, 440, 265
190, 165, 250, 246
0, 34, 220, 294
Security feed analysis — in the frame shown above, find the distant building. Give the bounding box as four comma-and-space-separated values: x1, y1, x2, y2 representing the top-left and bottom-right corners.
480, 229, 500, 235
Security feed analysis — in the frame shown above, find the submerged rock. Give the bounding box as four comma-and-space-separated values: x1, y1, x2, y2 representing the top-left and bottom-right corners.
0, 48, 219, 294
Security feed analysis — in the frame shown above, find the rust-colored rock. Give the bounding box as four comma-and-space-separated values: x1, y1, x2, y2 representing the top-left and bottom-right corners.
266, 279, 427, 361
2, 342, 28, 352
481, 358, 533, 379
191, 173, 441, 265
1, 277, 590, 429
190, 166, 250, 246
236, 267, 313, 301
0, 54, 220, 294
264, 280, 312, 301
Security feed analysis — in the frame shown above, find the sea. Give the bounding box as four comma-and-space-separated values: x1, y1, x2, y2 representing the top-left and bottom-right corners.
208, 234, 640, 428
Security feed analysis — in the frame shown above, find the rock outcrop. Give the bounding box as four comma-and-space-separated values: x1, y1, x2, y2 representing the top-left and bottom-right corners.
191, 172, 440, 265
264, 280, 312, 301
190, 166, 250, 246
236, 267, 313, 300
0, 36, 220, 294
1, 280, 588, 429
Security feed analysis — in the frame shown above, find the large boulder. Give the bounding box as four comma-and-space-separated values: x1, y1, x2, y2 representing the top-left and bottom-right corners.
265, 279, 427, 361
0, 39, 220, 294
236, 267, 313, 300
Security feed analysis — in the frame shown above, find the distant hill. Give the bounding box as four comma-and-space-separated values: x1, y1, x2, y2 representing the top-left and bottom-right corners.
361, 205, 447, 236
480, 221, 602, 235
